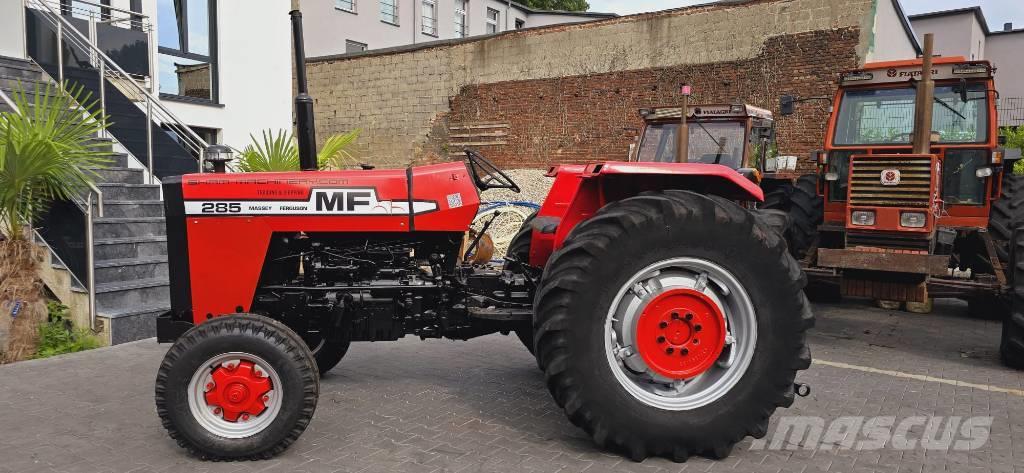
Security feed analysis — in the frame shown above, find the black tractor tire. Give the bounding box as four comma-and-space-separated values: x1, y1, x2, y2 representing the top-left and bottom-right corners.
533, 190, 814, 461
506, 211, 538, 355
987, 172, 1024, 264
311, 336, 351, 376
761, 175, 824, 259
155, 314, 319, 460
1002, 228, 1024, 369
751, 209, 792, 250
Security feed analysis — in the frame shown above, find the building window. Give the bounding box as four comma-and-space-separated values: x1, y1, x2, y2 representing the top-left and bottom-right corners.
157, 0, 217, 102
379, 0, 398, 25
454, 0, 468, 38
336, 0, 355, 13
421, 0, 437, 36
486, 7, 499, 34
345, 40, 368, 53
515, 18, 525, 29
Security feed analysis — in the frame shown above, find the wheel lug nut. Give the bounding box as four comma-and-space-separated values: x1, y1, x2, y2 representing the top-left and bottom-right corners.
205, 382, 214, 391
671, 312, 680, 320
659, 321, 668, 328
693, 339, 699, 345
213, 407, 222, 415
242, 414, 250, 421
681, 348, 689, 356
262, 395, 270, 402
684, 313, 693, 321
694, 325, 702, 332
666, 347, 674, 354
657, 336, 666, 343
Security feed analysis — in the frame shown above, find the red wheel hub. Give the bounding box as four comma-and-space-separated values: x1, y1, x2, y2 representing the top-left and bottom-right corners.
204, 360, 272, 422
634, 288, 727, 379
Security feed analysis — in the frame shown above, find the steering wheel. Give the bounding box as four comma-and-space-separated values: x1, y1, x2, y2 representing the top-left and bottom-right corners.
464, 149, 521, 193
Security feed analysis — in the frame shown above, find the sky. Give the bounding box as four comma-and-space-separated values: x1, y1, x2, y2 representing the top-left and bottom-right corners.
587, 0, 1024, 28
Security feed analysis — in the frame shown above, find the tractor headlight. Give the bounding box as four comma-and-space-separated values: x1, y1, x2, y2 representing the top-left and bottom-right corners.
975, 166, 994, 178
851, 210, 875, 226
825, 172, 840, 181
900, 211, 927, 228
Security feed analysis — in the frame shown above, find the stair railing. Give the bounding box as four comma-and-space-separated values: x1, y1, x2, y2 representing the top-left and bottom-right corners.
0, 86, 104, 333
25, 0, 210, 182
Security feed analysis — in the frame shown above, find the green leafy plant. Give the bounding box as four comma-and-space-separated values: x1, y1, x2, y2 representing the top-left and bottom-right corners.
0, 82, 109, 239
34, 301, 101, 359
235, 129, 361, 172
1003, 126, 1024, 175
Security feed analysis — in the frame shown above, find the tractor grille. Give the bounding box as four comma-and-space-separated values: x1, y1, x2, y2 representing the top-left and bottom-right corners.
848, 157, 932, 208
847, 231, 931, 252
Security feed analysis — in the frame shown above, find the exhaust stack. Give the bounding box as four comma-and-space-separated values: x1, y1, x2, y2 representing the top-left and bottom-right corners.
912, 33, 935, 155
291, 0, 318, 171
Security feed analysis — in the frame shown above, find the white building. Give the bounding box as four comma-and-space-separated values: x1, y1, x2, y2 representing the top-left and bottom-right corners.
0, 0, 293, 149
909, 6, 1024, 128
299, 0, 616, 58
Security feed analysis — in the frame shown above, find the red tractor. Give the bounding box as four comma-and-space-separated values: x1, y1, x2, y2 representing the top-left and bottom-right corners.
769, 36, 1023, 368
153, 5, 814, 461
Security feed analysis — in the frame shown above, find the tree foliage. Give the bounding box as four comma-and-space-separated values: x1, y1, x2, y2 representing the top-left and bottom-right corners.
236, 129, 361, 172
0, 82, 110, 240
519, 0, 590, 12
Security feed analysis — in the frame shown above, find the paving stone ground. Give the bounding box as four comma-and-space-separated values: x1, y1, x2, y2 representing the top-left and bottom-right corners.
1, 299, 1021, 473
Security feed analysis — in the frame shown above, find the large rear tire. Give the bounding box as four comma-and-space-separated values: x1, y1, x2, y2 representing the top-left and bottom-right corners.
534, 191, 814, 461
1002, 226, 1024, 369
155, 314, 319, 460
761, 175, 823, 259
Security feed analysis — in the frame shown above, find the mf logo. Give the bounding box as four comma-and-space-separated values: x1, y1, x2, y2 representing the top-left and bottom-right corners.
315, 189, 373, 212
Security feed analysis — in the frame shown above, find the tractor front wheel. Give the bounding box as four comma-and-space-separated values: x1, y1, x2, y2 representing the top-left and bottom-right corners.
534, 191, 814, 461
155, 314, 319, 460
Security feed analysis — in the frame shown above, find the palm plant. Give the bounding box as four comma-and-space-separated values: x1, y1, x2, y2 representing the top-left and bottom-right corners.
236, 128, 361, 172
0, 82, 110, 240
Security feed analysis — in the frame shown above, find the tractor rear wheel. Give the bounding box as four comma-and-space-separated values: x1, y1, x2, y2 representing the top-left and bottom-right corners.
534, 191, 814, 461
507, 211, 538, 355
761, 175, 823, 259
1002, 227, 1024, 369
155, 314, 319, 460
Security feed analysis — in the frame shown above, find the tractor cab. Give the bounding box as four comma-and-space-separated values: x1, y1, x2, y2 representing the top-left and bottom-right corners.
817, 57, 1000, 230
630, 104, 775, 171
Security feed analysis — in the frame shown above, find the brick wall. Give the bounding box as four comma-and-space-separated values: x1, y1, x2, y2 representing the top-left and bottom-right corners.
306, 0, 879, 171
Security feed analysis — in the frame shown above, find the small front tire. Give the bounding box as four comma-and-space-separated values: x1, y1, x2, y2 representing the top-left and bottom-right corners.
155, 314, 319, 460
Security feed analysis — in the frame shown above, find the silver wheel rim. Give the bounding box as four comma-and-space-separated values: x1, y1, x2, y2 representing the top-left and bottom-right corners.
603, 257, 757, 410
187, 352, 283, 438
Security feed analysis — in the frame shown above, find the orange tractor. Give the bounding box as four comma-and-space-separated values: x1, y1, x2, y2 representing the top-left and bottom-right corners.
770, 38, 1022, 368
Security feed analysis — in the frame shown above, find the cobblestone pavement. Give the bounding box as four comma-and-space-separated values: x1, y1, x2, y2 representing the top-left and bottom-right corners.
1, 300, 1021, 473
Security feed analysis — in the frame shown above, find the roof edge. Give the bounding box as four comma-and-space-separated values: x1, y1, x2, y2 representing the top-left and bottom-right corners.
908, 6, 990, 35
890, 0, 923, 55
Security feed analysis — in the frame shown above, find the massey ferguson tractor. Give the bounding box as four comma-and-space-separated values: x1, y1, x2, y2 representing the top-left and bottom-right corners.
152, 3, 814, 461
767, 34, 1024, 369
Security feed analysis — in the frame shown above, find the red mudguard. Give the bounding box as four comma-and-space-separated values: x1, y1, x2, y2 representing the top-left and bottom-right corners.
527, 162, 764, 267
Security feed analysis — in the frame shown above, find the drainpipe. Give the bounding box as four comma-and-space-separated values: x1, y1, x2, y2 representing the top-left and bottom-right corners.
506, 0, 511, 31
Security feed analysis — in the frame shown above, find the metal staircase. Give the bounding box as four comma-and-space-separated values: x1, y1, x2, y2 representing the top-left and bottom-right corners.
5, 0, 210, 344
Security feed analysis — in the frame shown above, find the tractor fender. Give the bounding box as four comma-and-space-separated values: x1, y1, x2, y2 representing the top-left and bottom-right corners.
528, 162, 764, 267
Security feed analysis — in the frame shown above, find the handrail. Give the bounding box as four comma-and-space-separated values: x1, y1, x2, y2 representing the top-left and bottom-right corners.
0, 86, 104, 333
58, 0, 149, 22
0, 87, 17, 111
26, 0, 210, 178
